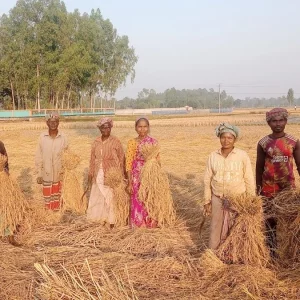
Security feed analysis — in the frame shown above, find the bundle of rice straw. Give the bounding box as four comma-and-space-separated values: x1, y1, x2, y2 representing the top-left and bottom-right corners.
61, 149, 87, 214
196, 249, 293, 300
273, 189, 300, 263
0, 154, 28, 237
216, 194, 270, 267
138, 144, 175, 227
104, 167, 130, 227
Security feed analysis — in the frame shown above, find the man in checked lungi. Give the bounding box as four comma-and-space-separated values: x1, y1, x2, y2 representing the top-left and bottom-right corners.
35, 113, 68, 210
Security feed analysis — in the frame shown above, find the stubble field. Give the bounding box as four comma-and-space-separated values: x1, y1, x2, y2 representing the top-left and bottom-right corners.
0, 112, 299, 299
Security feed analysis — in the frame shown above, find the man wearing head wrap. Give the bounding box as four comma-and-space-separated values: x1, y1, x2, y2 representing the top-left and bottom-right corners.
87, 117, 125, 228
35, 113, 68, 210
256, 107, 300, 257
203, 123, 255, 249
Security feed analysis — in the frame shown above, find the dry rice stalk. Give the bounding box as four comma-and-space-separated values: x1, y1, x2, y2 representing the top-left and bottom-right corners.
34, 261, 138, 300
0, 154, 28, 237
25, 220, 196, 257
196, 250, 293, 300
278, 263, 300, 297
0, 242, 36, 300
139, 144, 175, 227
216, 195, 270, 267
104, 168, 130, 227
61, 149, 87, 214
273, 189, 300, 263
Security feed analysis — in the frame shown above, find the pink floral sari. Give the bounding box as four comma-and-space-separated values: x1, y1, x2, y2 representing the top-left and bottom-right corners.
130, 135, 158, 228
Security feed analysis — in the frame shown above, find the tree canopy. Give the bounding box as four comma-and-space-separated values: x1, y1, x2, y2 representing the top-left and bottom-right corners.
0, 0, 138, 110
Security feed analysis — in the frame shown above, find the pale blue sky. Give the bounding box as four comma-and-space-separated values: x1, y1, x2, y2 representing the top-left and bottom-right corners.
1, 0, 300, 99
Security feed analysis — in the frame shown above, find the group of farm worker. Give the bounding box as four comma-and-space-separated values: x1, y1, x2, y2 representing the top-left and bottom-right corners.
1, 107, 299, 258
203, 107, 300, 257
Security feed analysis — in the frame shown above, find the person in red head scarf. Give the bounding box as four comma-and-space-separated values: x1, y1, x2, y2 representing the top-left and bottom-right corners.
256, 107, 300, 257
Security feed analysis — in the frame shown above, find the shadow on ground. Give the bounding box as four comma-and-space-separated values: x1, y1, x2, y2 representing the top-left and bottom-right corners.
168, 173, 210, 254
17, 167, 33, 199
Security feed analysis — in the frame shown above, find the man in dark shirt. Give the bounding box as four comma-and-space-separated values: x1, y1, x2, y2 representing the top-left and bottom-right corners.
256, 107, 300, 257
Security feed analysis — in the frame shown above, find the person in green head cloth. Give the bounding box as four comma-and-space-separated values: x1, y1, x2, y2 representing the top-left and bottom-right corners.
203, 123, 255, 250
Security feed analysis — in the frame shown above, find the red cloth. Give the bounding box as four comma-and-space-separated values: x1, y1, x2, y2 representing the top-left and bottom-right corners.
43, 181, 61, 210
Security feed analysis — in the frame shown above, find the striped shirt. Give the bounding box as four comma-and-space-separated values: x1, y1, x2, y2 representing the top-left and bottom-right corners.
88, 135, 125, 180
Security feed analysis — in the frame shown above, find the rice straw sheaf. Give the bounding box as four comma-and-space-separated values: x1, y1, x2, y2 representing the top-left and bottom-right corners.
139, 143, 176, 227
272, 189, 300, 263
61, 149, 87, 214
0, 154, 28, 237
104, 167, 130, 227
196, 250, 294, 300
216, 194, 270, 267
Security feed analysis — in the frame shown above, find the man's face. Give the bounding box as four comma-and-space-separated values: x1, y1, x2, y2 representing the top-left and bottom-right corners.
47, 119, 59, 131
99, 124, 111, 137
268, 116, 287, 133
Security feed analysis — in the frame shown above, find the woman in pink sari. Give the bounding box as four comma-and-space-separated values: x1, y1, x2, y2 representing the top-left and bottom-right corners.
126, 117, 158, 228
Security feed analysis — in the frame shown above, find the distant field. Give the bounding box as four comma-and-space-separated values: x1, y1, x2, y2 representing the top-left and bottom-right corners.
2, 112, 300, 201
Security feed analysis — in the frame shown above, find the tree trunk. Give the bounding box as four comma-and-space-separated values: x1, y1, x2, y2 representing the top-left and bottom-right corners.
67, 85, 72, 109
55, 92, 59, 109
16, 88, 20, 110
90, 90, 93, 109
61, 93, 65, 109
9, 78, 16, 110
36, 64, 41, 111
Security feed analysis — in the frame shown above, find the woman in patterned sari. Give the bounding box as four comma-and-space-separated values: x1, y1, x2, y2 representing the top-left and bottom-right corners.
126, 117, 159, 228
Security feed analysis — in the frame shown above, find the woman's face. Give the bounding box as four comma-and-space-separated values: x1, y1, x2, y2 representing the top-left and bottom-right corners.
99, 123, 111, 137
220, 132, 235, 149
135, 119, 149, 137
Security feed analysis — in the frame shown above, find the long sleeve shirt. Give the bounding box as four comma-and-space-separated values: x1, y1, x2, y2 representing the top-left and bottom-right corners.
0, 141, 9, 172
35, 131, 68, 182
203, 147, 255, 205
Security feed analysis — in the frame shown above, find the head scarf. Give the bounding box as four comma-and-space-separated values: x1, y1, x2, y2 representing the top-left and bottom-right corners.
266, 108, 288, 122
46, 112, 59, 121
97, 117, 113, 128
215, 123, 239, 138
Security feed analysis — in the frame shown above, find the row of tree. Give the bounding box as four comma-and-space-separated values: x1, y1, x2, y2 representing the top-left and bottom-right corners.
0, 0, 137, 110
116, 88, 234, 109
116, 88, 299, 109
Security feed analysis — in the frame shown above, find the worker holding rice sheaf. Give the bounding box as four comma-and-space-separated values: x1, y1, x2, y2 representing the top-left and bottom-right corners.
203, 123, 255, 249
87, 117, 126, 228
126, 117, 175, 228
126, 117, 159, 228
35, 113, 68, 210
256, 107, 300, 256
